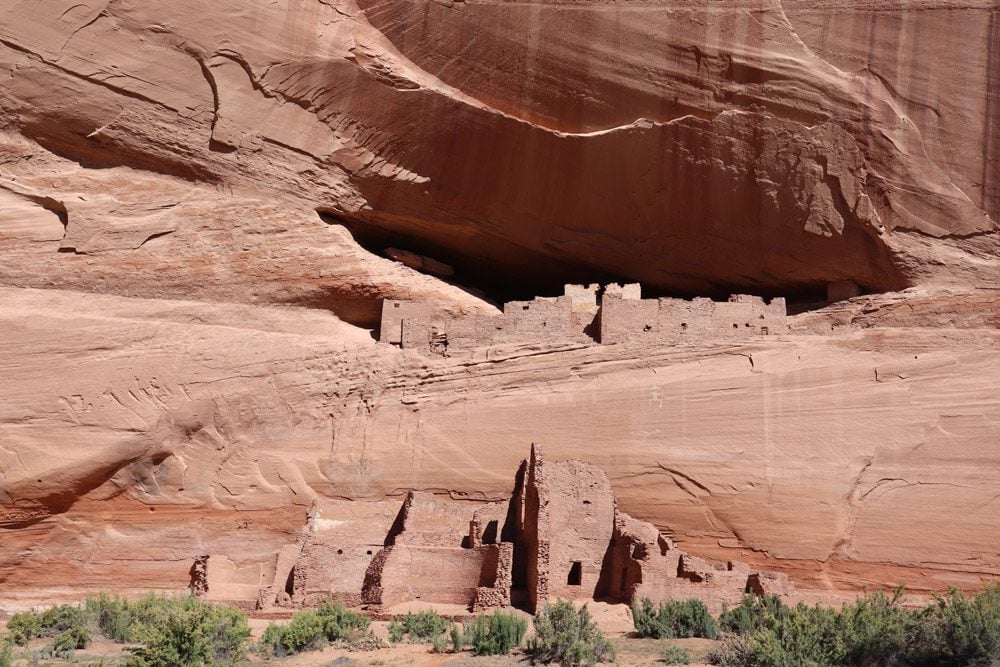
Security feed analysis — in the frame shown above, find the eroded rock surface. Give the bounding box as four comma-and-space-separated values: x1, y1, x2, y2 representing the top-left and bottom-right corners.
1, 0, 999, 609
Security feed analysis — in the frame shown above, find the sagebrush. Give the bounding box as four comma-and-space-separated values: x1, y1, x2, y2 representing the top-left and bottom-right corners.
5, 593, 251, 666
259, 598, 371, 656
465, 610, 528, 656
632, 597, 719, 640
661, 644, 693, 665
529, 599, 615, 667
709, 584, 1000, 667
387, 609, 451, 643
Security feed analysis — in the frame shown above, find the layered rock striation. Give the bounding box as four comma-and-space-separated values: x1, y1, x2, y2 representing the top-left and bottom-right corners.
0, 0, 998, 610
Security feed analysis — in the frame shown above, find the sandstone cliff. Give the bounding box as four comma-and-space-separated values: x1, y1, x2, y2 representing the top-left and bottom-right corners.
0, 0, 998, 609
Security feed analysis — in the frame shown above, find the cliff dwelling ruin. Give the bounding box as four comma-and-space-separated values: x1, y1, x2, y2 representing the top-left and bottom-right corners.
194, 446, 790, 614
378, 283, 788, 356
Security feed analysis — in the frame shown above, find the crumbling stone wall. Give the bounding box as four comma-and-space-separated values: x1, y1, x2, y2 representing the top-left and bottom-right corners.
279, 447, 794, 614
598, 510, 794, 615
361, 491, 499, 608
291, 499, 401, 607
378, 285, 599, 356
600, 288, 787, 345
522, 444, 615, 611
470, 501, 509, 548
379, 301, 435, 347
473, 542, 514, 611
379, 283, 786, 356
367, 544, 490, 607
389, 491, 478, 547
196, 554, 274, 609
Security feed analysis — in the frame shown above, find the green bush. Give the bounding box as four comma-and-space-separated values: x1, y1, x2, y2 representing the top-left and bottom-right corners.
661, 644, 693, 664
719, 595, 791, 637
465, 610, 528, 656
907, 584, 1000, 667
6, 611, 41, 646
84, 592, 158, 643
450, 624, 464, 653
387, 610, 450, 643
6, 602, 91, 649
0, 639, 12, 667
632, 598, 720, 640
3, 594, 251, 665
708, 585, 1000, 667
705, 636, 752, 667
259, 598, 371, 656
122, 596, 250, 667
529, 599, 615, 667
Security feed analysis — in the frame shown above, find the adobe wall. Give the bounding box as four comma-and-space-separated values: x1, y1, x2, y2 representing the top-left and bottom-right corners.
390, 491, 485, 548
470, 501, 509, 548
381, 286, 599, 356
291, 499, 402, 606
200, 555, 274, 608
600, 291, 787, 345
361, 490, 499, 608
379, 300, 436, 346
524, 444, 615, 611
602, 510, 794, 615
382, 283, 787, 356
473, 542, 514, 611
367, 545, 489, 607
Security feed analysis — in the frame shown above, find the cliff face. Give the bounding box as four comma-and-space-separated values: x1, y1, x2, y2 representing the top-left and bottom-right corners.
0, 0, 998, 608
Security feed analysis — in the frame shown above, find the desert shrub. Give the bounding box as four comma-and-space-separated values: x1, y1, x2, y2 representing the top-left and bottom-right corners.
719, 595, 791, 637
907, 584, 1000, 667
122, 596, 250, 667
466, 610, 528, 656
259, 598, 370, 656
6, 611, 41, 646
6, 603, 91, 649
450, 624, 464, 652
741, 604, 843, 667
529, 599, 615, 667
632, 598, 719, 640
0, 639, 12, 667
661, 644, 693, 664
705, 635, 752, 667
708, 585, 1000, 667
431, 634, 448, 653
44, 624, 91, 659
837, 589, 911, 666
84, 592, 145, 642
3, 594, 250, 665
387, 610, 450, 643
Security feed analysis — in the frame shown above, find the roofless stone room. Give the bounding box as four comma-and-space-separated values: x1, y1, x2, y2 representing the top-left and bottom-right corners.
0, 0, 998, 666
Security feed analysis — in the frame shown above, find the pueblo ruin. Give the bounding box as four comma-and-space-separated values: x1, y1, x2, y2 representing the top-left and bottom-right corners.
195, 445, 789, 614
379, 283, 787, 355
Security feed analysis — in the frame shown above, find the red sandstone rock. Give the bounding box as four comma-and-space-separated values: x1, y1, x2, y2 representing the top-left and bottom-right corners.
0, 0, 999, 612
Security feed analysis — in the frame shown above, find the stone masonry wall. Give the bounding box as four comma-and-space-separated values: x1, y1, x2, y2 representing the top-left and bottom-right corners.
380, 284, 786, 356
524, 444, 615, 610
282, 447, 794, 614
599, 292, 787, 345
292, 499, 401, 607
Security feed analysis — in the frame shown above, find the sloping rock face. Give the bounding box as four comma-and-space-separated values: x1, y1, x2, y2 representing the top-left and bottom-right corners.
0, 0, 998, 609
1, 0, 997, 302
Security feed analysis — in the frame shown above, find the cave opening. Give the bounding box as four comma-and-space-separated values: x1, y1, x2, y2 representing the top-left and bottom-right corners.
318, 208, 875, 318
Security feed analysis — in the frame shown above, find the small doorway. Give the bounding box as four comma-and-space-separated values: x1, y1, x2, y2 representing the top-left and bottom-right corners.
567, 561, 583, 586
